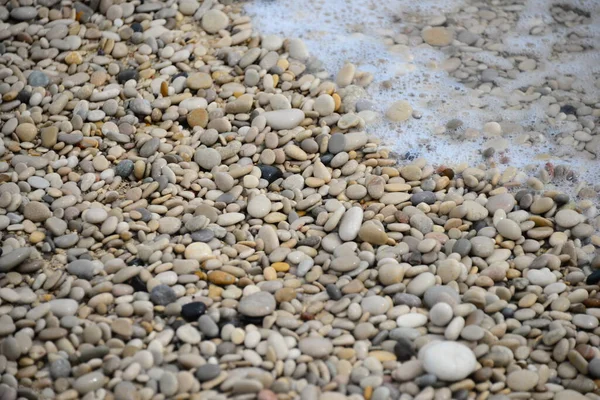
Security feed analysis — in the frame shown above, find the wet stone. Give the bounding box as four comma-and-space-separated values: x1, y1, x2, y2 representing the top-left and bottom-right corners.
181, 302, 207, 322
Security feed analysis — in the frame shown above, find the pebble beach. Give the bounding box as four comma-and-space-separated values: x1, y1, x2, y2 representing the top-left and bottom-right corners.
0, 0, 599, 399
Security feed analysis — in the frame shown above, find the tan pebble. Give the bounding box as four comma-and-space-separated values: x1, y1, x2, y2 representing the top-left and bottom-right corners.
187, 109, 208, 128
422, 27, 454, 46
30, 231, 45, 244
207, 271, 236, 286
65, 51, 83, 65
264, 267, 277, 280
275, 287, 296, 303
386, 101, 413, 122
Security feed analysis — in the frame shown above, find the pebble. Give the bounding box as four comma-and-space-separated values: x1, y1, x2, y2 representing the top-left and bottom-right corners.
263, 109, 305, 130
420, 341, 476, 381
506, 370, 539, 391
238, 292, 276, 317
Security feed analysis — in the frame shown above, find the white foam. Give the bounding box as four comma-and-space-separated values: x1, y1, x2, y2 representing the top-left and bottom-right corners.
245, 0, 600, 190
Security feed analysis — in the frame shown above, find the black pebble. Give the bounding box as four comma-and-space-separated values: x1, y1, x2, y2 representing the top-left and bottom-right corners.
393, 337, 415, 361
239, 315, 265, 326
586, 270, 600, 285
326, 284, 342, 300
501, 307, 514, 319
117, 69, 139, 84
127, 275, 147, 292
560, 104, 577, 115
17, 90, 31, 103
181, 302, 207, 322
131, 22, 143, 32
258, 165, 283, 184
320, 153, 334, 165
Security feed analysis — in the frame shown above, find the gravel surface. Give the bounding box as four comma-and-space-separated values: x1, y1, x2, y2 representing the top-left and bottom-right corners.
0, 0, 599, 400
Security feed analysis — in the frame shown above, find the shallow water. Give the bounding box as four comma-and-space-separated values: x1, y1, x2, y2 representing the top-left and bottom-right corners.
245, 0, 600, 191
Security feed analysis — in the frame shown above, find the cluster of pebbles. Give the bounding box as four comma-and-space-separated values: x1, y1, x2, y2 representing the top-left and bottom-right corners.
377, 0, 600, 164
0, 0, 599, 400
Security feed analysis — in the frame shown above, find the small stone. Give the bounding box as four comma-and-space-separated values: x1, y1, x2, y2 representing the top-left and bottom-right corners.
0, 248, 31, 272
201, 9, 230, 33
555, 209, 584, 228
506, 370, 539, 392
386, 101, 413, 122
115, 160, 134, 177
50, 358, 71, 379
23, 201, 51, 222
181, 302, 207, 322
65, 52, 83, 65
358, 221, 389, 245
258, 165, 283, 183
194, 148, 221, 170
238, 291, 276, 317
195, 364, 221, 382
422, 27, 454, 46
117, 69, 139, 84
16, 123, 38, 142
263, 109, 305, 130
28, 71, 50, 87
150, 285, 177, 305
187, 72, 213, 90
187, 108, 208, 127
248, 195, 272, 218
394, 337, 416, 361
299, 337, 333, 358
73, 371, 106, 394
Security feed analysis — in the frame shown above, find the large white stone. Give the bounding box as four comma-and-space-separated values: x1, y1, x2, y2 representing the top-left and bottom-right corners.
420, 341, 477, 381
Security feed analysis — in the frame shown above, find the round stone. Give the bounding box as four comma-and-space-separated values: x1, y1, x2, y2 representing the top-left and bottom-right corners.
23, 201, 51, 222
394, 337, 416, 361
420, 341, 476, 381
386, 101, 413, 122
16, 123, 38, 142
115, 160, 134, 177
185, 242, 212, 260
238, 291, 276, 317
150, 284, 177, 305
194, 148, 221, 170
496, 219, 521, 240
506, 370, 539, 392
28, 71, 50, 87
195, 364, 221, 382
247, 195, 271, 218
201, 10, 230, 33
313, 94, 335, 116
50, 358, 71, 379
187, 108, 209, 127
555, 209, 584, 228
361, 296, 390, 316
181, 302, 207, 322
429, 302, 453, 326
422, 27, 454, 46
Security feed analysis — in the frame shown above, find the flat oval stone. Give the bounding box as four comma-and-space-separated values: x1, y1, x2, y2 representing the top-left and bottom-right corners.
238, 292, 276, 317
49, 299, 78, 317
73, 371, 106, 394
263, 109, 305, 130
0, 248, 31, 272
299, 337, 333, 358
